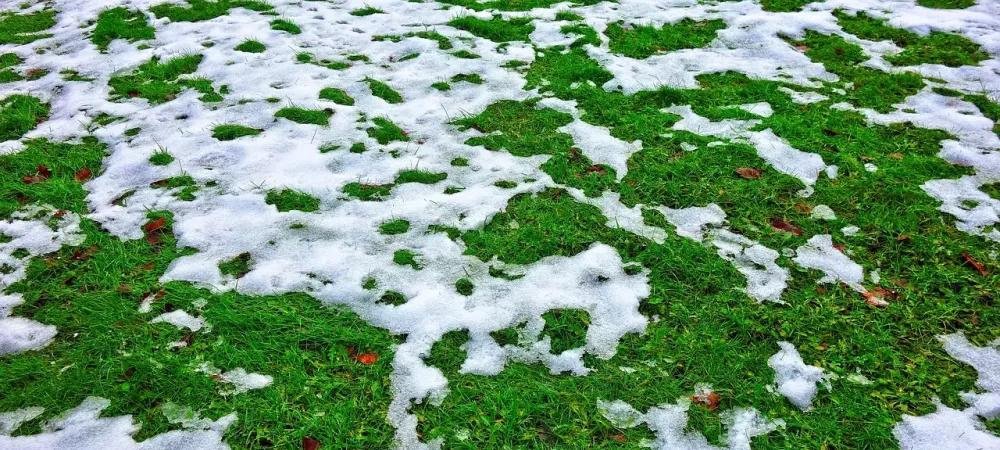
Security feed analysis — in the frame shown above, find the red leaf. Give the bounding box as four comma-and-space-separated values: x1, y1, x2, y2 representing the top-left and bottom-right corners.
690, 391, 721, 411
963, 253, 989, 276
75, 168, 92, 181
23, 175, 46, 184
585, 165, 607, 175
302, 436, 321, 450
610, 434, 627, 443
735, 167, 761, 179
769, 218, 802, 236
144, 217, 166, 233
37, 165, 51, 178
355, 353, 379, 365
23, 165, 52, 184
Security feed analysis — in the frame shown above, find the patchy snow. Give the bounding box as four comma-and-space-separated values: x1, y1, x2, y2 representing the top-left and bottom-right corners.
793, 234, 865, 292
768, 341, 832, 411
194, 362, 273, 396
0, 397, 235, 450
598, 394, 784, 450
150, 310, 208, 332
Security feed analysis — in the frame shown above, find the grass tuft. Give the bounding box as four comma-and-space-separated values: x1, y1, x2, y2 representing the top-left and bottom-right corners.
92, 7, 155, 52
212, 124, 263, 141
265, 189, 320, 212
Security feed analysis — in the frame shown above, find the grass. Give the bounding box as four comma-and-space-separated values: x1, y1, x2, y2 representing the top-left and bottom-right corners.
392, 249, 421, 269
448, 15, 535, 42
148, 151, 174, 166
437, 0, 601, 11
274, 107, 332, 125
0, 95, 49, 142
234, 39, 266, 53
605, 19, 725, 58
265, 189, 320, 212
367, 117, 410, 144
270, 19, 301, 34
395, 170, 447, 184
350, 6, 385, 16
834, 10, 988, 67
212, 124, 262, 141
318, 87, 354, 105
108, 55, 222, 104
0, 53, 22, 83
342, 182, 392, 201
917, 0, 974, 7
92, 7, 155, 52
364, 78, 403, 104
451, 73, 484, 84
378, 219, 410, 235
150, 0, 273, 22
0, 10, 56, 45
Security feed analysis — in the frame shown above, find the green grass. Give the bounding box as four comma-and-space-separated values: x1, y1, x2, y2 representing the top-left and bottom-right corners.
432, 81, 451, 91
234, 39, 266, 53
150, 0, 273, 22
448, 15, 535, 42
367, 117, 410, 144
451, 73, 484, 84
606, 19, 725, 58
92, 7, 155, 52
0, 95, 49, 142
378, 219, 410, 235
212, 124, 263, 141
350, 6, 385, 16
437, 0, 601, 11
917, 0, 975, 7
364, 78, 404, 104
374, 31, 453, 49
392, 249, 421, 269
0, 10, 56, 45
834, 10, 988, 67
561, 23, 600, 47
318, 87, 354, 105
265, 189, 320, 212
759, 0, 815, 12
0, 53, 22, 83
270, 19, 301, 34
342, 182, 392, 201
350, 142, 368, 154
555, 11, 584, 21
274, 107, 332, 125
148, 151, 174, 166
450, 49, 480, 59
395, 170, 447, 184
109, 55, 222, 104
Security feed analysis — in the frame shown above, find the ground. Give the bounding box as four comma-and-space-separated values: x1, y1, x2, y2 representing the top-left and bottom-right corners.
1, 0, 999, 449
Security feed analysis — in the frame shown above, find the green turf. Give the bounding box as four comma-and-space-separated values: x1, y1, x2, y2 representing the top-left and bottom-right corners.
234, 39, 266, 53
109, 55, 222, 104
364, 78, 404, 104
212, 124, 263, 141
150, 0, 273, 22
0, 10, 56, 45
274, 107, 332, 125
605, 19, 725, 59
0, 95, 49, 142
448, 15, 535, 42
318, 87, 354, 105
265, 189, 321, 212
834, 10, 988, 67
367, 117, 410, 144
92, 7, 155, 52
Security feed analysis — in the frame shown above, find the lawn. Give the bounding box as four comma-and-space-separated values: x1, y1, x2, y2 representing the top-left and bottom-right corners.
1, 0, 999, 449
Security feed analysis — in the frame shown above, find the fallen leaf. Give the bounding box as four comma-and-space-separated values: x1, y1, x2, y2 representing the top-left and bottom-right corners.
690, 391, 721, 411
833, 244, 846, 252
72, 245, 99, 262
896, 234, 911, 243
22, 174, 46, 184
585, 165, 607, 175
355, 353, 379, 365
610, 434, 627, 443
144, 218, 166, 233
963, 253, 989, 276
770, 218, 803, 236
795, 44, 809, 52
860, 155, 875, 162
75, 168, 92, 181
736, 167, 761, 179
889, 153, 904, 159
862, 291, 889, 307
302, 437, 321, 450
37, 165, 51, 178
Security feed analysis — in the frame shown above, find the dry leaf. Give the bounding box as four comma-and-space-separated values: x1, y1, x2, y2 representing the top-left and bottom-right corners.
736, 167, 762, 179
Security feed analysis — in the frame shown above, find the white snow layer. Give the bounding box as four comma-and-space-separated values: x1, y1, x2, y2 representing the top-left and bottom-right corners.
0, 397, 235, 450
2, 0, 1000, 447
894, 333, 1000, 449
0, 205, 84, 354
768, 341, 831, 410
597, 396, 784, 450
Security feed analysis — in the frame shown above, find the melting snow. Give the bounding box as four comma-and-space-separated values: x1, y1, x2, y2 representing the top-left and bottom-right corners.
768, 341, 832, 411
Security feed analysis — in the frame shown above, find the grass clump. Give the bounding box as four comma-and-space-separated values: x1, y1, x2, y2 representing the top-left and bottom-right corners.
265, 189, 320, 212
431, 81, 451, 91
270, 19, 301, 34
234, 39, 266, 53
395, 170, 447, 185
0, 95, 49, 142
455, 278, 474, 296
393, 250, 421, 269
561, 23, 600, 47
274, 107, 332, 125
450, 73, 484, 84
541, 309, 589, 353
0, 53, 23, 83
378, 219, 410, 235
448, 15, 534, 42
378, 291, 407, 306
834, 10, 988, 67
342, 182, 392, 201
450, 50, 480, 59
148, 151, 174, 166
367, 117, 410, 144
364, 78, 403, 104
917, 0, 974, 7
0, 10, 56, 44
350, 142, 368, 153
212, 124, 262, 141
451, 157, 469, 166
92, 7, 155, 52
759, 0, 814, 11
0, 137, 106, 216
109, 55, 222, 104
555, 11, 584, 21
606, 19, 725, 58
319, 87, 354, 105
150, 0, 273, 22
350, 6, 385, 16
219, 252, 252, 277
436, 0, 601, 11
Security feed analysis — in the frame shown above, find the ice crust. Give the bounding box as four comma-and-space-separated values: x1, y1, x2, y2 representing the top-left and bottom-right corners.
1, 0, 1000, 447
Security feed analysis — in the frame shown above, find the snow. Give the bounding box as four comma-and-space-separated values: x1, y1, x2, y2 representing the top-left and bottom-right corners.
1, 0, 1000, 446
0, 397, 235, 450
768, 341, 831, 410
598, 394, 784, 450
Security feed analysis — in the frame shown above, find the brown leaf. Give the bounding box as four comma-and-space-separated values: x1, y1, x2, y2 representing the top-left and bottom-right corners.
75, 167, 92, 181
862, 291, 889, 307
963, 253, 989, 276
795, 44, 809, 52
72, 245, 99, 262
896, 234, 911, 243
833, 244, 846, 252
144, 217, 166, 233
859, 155, 875, 162
302, 437, 321, 450
736, 167, 761, 179
690, 391, 721, 411
770, 218, 803, 236
585, 165, 607, 175
355, 353, 379, 365
889, 153, 904, 159
37, 165, 51, 178
119, 367, 136, 381
22, 174, 46, 184
610, 434, 627, 443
